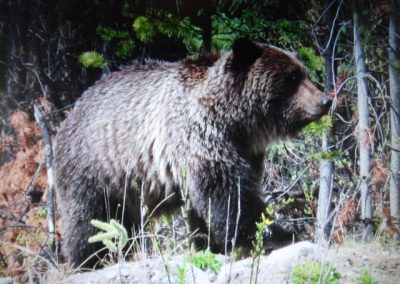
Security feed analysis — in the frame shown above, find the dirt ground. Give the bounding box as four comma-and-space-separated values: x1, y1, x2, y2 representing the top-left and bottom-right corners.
325, 241, 400, 284
215, 240, 400, 284
42, 240, 399, 284
0, 240, 398, 283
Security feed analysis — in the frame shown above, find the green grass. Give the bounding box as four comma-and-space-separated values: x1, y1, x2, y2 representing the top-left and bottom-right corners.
185, 250, 222, 273
292, 261, 341, 284
357, 269, 378, 284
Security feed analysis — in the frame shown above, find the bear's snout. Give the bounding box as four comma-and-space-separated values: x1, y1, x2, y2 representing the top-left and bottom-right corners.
295, 80, 332, 119
319, 94, 332, 115
321, 94, 332, 108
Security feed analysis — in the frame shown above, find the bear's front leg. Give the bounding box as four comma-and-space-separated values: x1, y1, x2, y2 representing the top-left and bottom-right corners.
188, 160, 266, 253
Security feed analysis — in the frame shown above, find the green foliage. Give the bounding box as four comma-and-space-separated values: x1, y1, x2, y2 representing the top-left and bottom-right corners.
79, 51, 107, 69
88, 219, 128, 254
81, 1, 320, 63
266, 197, 294, 216
303, 187, 314, 216
250, 211, 274, 283
252, 213, 274, 257
177, 265, 186, 284
313, 150, 341, 161
185, 250, 222, 273
303, 116, 342, 162
267, 142, 288, 158
252, 212, 274, 258
337, 61, 355, 77
35, 207, 47, 219
133, 16, 157, 43
133, 14, 202, 54
15, 232, 26, 245
276, 19, 310, 46
116, 39, 135, 58
357, 269, 378, 284
97, 26, 129, 43
298, 47, 324, 82
292, 262, 341, 284
210, 11, 312, 52
129, 7, 314, 57
97, 26, 135, 58
303, 115, 333, 138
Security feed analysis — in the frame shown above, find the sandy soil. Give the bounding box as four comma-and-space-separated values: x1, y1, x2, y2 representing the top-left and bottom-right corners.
326, 241, 400, 284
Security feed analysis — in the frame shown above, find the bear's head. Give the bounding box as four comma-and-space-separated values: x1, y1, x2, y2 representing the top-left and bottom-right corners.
229, 38, 332, 140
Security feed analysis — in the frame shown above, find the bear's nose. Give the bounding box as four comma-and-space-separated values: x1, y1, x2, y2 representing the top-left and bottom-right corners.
322, 94, 333, 108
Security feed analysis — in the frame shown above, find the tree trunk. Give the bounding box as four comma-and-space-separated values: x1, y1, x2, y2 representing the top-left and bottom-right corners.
353, 0, 373, 242
315, 0, 339, 244
389, 0, 400, 241
317, 134, 334, 243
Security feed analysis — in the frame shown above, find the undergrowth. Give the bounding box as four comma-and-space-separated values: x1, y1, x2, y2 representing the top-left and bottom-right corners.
0, 107, 50, 281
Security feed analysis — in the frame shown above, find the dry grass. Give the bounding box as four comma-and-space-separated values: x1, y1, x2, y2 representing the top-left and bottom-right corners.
0, 109, 51, 280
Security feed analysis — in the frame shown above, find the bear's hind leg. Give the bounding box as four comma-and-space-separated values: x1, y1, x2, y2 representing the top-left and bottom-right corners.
59, 186, 109, 268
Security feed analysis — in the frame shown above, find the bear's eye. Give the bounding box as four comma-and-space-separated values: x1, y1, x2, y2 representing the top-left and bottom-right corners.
280, 70, 304, 97
290, 71, 303, 83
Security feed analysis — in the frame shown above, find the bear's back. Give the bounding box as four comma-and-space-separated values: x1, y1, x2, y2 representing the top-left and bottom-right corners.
55, 60, 199, 192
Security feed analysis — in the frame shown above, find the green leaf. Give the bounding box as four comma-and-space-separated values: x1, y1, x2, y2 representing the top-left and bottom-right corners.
89, 219, 129, 254
357, 269, 378, 284
79, 51, 107, 69
298, 47, 324, 81
116, 39, 135, 58
90, 219, 115, 231
133, 16, 157, 43
88, 232, 118, 243
185, 250, 222, 273
110, 219, 128, 248
103, 240, 118, 253
293, 262, 341, 284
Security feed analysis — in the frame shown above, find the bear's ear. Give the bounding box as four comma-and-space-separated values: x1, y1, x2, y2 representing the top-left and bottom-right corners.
231, 38, 263, 71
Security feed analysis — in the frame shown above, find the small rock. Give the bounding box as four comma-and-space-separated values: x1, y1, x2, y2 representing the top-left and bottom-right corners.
105, 270, 117, 280
184, 265, 212, 284
119, 265, 130, 277
207, 269, 217, 282
217, 242, 319, 284
150, 270, 164, 283
345, 258, 352, 267
0, 277, 13, 284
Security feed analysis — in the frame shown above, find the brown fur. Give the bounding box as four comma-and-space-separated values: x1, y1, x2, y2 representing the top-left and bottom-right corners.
54, 38, 331, 268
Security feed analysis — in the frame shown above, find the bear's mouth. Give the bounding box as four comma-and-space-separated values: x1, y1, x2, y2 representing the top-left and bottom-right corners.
305, 102, 332, 121
289, 112, 327, 133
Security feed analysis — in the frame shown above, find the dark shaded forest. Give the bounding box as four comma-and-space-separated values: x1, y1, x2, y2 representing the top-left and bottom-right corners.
0, 0, 399, 282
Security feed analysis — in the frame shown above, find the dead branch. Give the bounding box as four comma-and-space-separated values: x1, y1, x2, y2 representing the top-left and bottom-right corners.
33, 103, 56, 258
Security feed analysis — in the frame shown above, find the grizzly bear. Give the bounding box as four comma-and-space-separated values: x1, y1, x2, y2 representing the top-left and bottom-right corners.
54, 38, 331, 267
